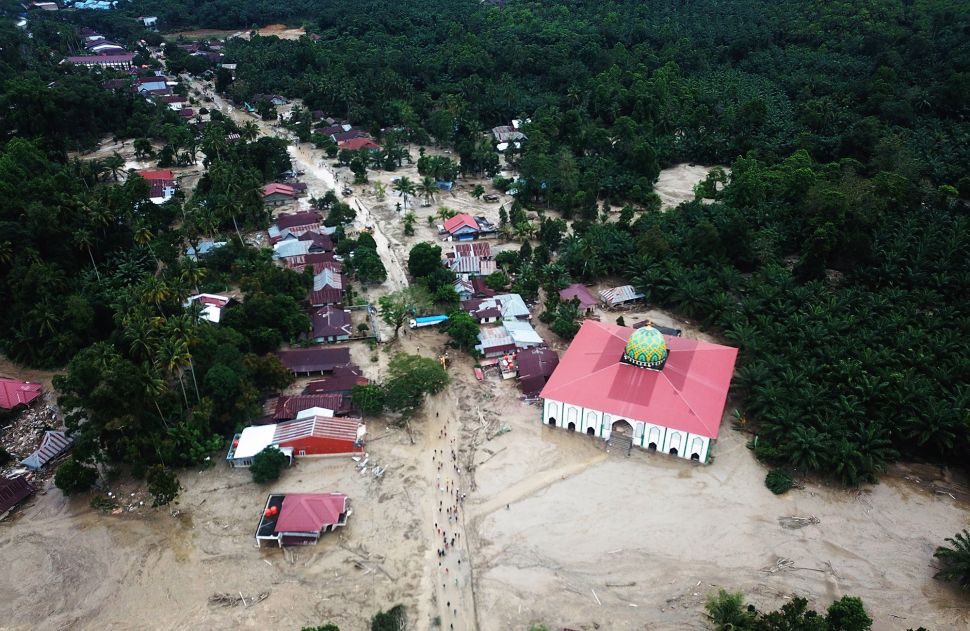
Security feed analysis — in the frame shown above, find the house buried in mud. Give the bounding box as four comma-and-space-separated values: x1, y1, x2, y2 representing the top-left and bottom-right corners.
540, 321, 737, 462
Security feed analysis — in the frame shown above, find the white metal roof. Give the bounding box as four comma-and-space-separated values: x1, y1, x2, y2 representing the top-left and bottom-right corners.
233, 424, 278, 459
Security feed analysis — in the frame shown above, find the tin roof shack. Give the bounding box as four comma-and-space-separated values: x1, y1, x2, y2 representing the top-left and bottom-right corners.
255, 493, 351, 547
20, 430, 74, 471
0, 476, 34, 520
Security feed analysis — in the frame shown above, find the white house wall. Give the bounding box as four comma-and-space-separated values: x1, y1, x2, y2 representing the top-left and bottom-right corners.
541, 398, 712, 462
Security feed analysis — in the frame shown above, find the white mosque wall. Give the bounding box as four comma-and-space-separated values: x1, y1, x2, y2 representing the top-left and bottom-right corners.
541, 398, 712, 463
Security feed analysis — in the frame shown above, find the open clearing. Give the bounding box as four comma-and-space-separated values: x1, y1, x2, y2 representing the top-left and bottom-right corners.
654, 163, 728, 210
165, 24, 307, 41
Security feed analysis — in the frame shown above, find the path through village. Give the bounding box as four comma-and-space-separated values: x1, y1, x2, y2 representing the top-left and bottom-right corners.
193, 77, 480, 628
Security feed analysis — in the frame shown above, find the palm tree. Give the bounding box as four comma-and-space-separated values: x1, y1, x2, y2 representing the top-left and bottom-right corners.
934, 530, 970, 589
241, 121, 260, 142
165, 314, 201, 401
73, 228, 101, 283
139, 362, 170, 428
133, 138, 154, 159
124, 315, 157, 361
155, 337, 191, 408
133, 222, 158, 265
392, 176, 416, 210
180, 262, 206, 294
417, 176, 437, 207
140, 277, 171, 311
103, 152, 125, 181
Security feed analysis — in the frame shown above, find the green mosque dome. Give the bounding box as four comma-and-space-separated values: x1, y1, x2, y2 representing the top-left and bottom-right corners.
622, 325, 668, 370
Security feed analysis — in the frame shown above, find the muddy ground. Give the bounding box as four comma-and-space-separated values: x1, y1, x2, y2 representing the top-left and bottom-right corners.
2, 88, 968, 631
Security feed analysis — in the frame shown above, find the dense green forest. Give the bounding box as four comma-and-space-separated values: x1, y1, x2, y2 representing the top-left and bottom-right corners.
159, 0, 969, 482
1, 0, 968, 489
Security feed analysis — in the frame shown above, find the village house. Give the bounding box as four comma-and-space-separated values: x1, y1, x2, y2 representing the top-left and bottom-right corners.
135, 76, 168, 93
21, 429, 75, 471
269, 211, 322, 241
338, 137, 381, 152
282, 252, 340, 274
633, 320, 683, 337
599, 285, 645, 308
559, 283, 598, 315
445, 242, 495, 276
309, 267, 345, 307
0, 476, 34, 520
540, 322, 737, 463
462, 293, 531, 324
304, 372, 369, 396
186, 239, 226, 260
261, 182, 298, 206
255, 492, 351, 547
270, 396, 351, 421
185, 294, 234, 324
453, 276, 475, 301
311, 306, 353, 343
136, 169, 177, 204
277, 347, 351, 375
441, 214, 480, 241
0, 378, 42, 410
273, 239, 313, 259
65, 53, 135, 69
516, 347, 560, 398
227, 409, 365, 468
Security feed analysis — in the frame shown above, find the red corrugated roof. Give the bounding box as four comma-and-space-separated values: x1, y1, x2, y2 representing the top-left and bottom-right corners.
273, 394, 348, 420
539, 321, 737, 439
262, 183, 297, 198
304, 375, 369, 394
137, 169, 174, 181
454, 242, 491, 258
559, 284, 598, 308
275, 493, 347, 533
0, 378, 42, 410
0, 476, 34, 515
338, 137, 381, 151
274, 415, 361, 443
277, 347, 351, 373
443, 214, 479, 234
275, 211, 321, 230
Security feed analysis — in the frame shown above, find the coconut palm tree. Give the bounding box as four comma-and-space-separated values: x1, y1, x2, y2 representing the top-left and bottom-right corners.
392, 176, 416, 210
133, 222, 158, 265
73, 228, 101, 283
165, 314, 201, 401
155, 337, 191, 408
241, 121, 260, 142
140, 276, 171, 311
934, 530, 970, 589
103, 152, 125, 181
417, 176, 437, 207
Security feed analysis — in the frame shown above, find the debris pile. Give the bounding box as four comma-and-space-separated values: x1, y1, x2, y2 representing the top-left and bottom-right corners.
208, 592, 270, 607
1, 394, 62, 480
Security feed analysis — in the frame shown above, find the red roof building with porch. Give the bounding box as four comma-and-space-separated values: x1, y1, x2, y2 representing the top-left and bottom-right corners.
0, 378, 42, 410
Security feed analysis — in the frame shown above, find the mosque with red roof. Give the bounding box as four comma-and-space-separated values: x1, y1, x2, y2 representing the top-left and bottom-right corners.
539, 321, 738, 463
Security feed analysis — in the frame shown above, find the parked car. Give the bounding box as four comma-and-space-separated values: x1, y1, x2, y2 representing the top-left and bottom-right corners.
482, 194, 500, 203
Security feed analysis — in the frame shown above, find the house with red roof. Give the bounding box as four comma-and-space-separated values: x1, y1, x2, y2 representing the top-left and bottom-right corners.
277, 347, 351, 375
304, 374, 369, 396
137, 169, 177, 203
228, 408, 365, 467
539, 321, 737, 463
338, 137, 381, 152
185, 293, 235, 324
441, 213, 481, 240
255, 492, 351, 547
559, 283, 598, 314
262, 182, 298, 206
0, 378, 42, 410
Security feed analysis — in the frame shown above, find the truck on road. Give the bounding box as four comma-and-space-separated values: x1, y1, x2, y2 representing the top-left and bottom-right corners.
408, 315, 449, 329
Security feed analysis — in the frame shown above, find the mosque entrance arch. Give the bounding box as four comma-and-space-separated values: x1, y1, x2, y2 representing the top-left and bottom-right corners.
611, 419, 633, 436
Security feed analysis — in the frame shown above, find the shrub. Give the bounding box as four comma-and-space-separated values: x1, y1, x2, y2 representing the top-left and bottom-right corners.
250, 446, 289, 483
54, 458, 98, 496
146, 465, 182, 506
765, 468, 795, 494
